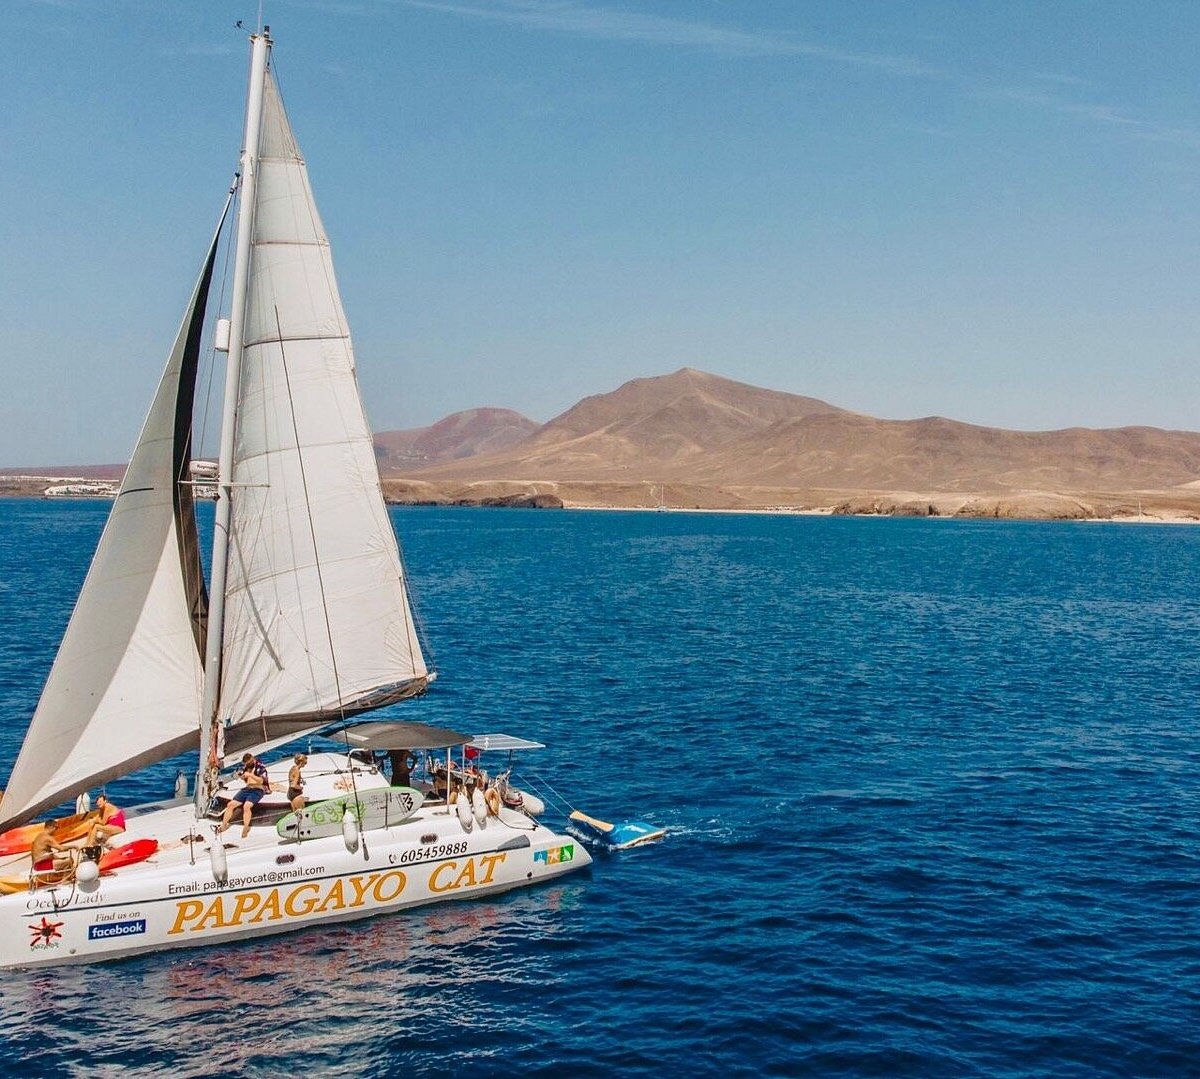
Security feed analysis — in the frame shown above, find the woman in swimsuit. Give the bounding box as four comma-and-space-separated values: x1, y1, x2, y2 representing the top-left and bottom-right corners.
287, 754, 308, 811
87, 794, 126, 846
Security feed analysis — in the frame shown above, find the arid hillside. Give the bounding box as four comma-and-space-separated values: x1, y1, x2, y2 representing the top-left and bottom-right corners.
373, 407, 538, 469
401, 368, 1200, 493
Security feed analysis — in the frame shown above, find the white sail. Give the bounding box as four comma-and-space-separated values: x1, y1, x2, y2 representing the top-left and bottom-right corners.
217, 71, 428, 752
0, 224, 224, 829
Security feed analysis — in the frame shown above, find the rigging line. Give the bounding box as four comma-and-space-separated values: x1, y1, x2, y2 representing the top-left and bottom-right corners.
395, 540, 435, 674
274, 304, 367, 851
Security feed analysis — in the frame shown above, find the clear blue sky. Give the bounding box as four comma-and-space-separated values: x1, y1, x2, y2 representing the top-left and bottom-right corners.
4, 1, 1200, 465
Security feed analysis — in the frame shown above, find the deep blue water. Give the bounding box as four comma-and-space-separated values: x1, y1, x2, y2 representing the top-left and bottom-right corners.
1, 500, 1199, 1077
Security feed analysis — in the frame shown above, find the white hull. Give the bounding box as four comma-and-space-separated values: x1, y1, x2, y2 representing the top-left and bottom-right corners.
2, 791, 589, 969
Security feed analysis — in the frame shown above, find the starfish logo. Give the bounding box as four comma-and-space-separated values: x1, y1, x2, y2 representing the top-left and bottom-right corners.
28, 916, 63, 950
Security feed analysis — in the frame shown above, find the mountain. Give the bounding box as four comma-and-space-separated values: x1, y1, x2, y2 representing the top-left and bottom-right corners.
405, 367, 1200, 493
373, 408, 538, 470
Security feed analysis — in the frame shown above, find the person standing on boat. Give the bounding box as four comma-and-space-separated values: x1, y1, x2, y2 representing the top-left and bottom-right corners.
388, 749, 417, 787
287, 753, 308, 811
86, 794, 126, 846
217, 753, 271, 837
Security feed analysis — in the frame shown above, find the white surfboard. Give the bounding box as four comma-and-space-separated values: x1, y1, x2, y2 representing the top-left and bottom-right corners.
277, 786, 425, 840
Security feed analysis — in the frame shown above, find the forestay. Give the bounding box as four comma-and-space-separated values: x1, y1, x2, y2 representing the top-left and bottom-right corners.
216, 71, 429, 754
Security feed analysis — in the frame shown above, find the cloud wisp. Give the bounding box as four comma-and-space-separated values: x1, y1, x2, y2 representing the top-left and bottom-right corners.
401, 0, 947, 78
396, 0, 1200, 150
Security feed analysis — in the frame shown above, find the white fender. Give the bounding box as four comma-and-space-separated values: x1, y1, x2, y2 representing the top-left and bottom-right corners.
342, 806, 360, 852
209, 839, 228, 884
471, 787, 487, 827
75, 858, 99, 884
513, 789, 545, 817
75, 792, 91, 815
174, 771, 188, 799
456, 796, 474, 832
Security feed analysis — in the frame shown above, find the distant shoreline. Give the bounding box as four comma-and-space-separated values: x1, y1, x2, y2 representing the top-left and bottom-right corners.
5, 477, 1199, 525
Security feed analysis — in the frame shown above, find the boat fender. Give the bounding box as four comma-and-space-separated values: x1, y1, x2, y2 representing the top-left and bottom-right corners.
484, 787, 502, 817
174, 770, 188, 799
75, 792, 91, 815
471, 787, 487, 827
75, 858, 99, 885
209, 839, 228, 884
455, 796, 474, 833
342, 806, 360, 852
514, 790, 545, 817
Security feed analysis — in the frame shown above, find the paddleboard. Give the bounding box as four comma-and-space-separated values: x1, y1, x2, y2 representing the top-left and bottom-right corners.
0, 811, 95, 857
276, 786, 424, 840
567, 810, 666, 850
98, 838, 159, 872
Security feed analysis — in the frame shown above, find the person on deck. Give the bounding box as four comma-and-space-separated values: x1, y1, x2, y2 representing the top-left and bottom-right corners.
287, 754, 308, 812
217, 753, 271, 838
388, 749, 417, 788
87, 794, 126, 846
30, 821, 73, 877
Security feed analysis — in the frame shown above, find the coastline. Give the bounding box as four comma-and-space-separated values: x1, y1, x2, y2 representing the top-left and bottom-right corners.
6, 474, 1200, 524
375, 479, 1200, 523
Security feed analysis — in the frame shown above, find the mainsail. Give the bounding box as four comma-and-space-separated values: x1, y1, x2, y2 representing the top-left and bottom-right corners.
0, 209, 227, 830
215, 71, 428, 755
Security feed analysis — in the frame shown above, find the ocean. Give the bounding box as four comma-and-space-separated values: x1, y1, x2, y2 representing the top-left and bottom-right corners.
1, 500, 1198, 1076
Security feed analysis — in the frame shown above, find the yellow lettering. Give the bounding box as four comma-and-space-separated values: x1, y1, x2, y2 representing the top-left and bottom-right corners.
429, 860, 459, 893
249, 889, 282, 924
284, 882, 321, 918
314, 879, 346, 914
168, 899, 203, 935
372, 870, 406, 903
477, 852, 506, 885
349, 874, 378, 907
229, 892, 262, 926
453, 860, 479, 889
196, 897, 229, 931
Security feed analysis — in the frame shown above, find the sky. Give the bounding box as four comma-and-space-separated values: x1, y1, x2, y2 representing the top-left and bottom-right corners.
4, 1, 1200, 464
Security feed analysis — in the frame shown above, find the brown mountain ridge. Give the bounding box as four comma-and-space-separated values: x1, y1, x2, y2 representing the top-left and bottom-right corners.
393, 368, 1200, 501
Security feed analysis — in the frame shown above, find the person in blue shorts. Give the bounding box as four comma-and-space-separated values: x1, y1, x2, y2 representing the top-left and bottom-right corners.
216, 753, 272, 838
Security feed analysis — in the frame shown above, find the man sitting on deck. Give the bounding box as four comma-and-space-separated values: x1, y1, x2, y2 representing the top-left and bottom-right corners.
216, 753, 272, 838
30, 821, 73, 881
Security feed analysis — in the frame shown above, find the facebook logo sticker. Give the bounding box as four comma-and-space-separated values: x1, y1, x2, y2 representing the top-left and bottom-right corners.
88, 919, 147, 940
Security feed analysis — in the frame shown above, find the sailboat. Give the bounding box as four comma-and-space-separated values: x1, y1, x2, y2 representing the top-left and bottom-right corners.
0, 27, 589, 969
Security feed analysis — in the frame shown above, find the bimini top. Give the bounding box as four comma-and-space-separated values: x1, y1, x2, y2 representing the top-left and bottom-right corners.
468, 733, 546, 752
340, 721, 472, 751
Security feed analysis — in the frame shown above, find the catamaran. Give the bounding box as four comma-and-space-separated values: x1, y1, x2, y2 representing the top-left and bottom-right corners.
0, 26, 589, 969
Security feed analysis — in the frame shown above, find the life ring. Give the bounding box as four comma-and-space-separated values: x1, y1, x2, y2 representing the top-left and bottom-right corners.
484, 788, 502, 817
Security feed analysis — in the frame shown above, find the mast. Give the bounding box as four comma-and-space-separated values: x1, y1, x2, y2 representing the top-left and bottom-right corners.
196, 27, 272, 814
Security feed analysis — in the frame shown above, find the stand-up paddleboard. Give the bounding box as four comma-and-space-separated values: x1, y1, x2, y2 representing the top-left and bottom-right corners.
0, 811, 95, 856
276, 786, 424, 840
567, 810, 666, 850
98, 838, 158, 873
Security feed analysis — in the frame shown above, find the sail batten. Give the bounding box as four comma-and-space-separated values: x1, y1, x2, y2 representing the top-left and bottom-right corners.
0, 203, 230, 830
